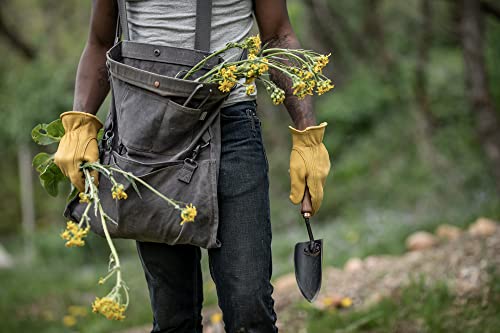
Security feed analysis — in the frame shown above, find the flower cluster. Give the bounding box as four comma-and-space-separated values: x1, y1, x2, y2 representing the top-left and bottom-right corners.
111, 184, 128, 200
79, 192, 90, 203
215, 65, 238, 93
91, 297, 126, 321
313, 54, 330, 73
245, 34, 261, 56
180, 203, 197, 225
316, 79, 334, 95
268, 86, 286, 105
60, 221, 90, 247
188, 34, 334, 105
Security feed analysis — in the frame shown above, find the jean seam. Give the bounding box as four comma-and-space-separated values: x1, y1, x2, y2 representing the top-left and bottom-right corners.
246, 109, 256, 136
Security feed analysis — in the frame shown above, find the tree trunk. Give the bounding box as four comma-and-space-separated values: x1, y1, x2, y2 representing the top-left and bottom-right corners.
461, 0, 500, 193
0, 0, 36, 60
414, 0, 447, 169
18, 143, 36, 262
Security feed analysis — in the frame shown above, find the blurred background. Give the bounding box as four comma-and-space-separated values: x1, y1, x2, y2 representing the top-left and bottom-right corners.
0, 0, 499, 332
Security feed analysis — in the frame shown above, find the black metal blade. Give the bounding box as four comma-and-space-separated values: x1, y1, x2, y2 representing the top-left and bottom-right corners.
294, 239, 323, 302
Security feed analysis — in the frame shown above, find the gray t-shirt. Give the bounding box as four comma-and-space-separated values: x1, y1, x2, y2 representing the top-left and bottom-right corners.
126, 0, 257, 106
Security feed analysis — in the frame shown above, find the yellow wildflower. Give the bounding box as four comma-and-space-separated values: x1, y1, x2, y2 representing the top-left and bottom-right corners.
220, 67, 236, 80
68, 305, 88, 318
180, 203, 197, 225
92, 297, 126, 321
313, 53, 330, 73
218, 80, 236, 93
246, 34, 261, 55
321, 296, 335, 307
340, 297, 353, 308
292, 80, 307, 98
245, 84, 256, 95
79, 192, 90, 203
248, 53, 257, 60
316, 79, 334, 95
61, 221, 90, 248
245, 77, 255, 85
258, 58, 269, 75
62, 315, 77, 327
111, 184, 128, 200
298, 69, 314, 80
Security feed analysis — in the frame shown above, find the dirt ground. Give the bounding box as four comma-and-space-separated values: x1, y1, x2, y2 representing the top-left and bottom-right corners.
117, 220, 500, 333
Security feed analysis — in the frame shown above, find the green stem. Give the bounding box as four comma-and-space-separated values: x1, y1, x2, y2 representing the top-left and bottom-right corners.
79, 203, 92, 228
182, 45, 238, 80
107, 166, 181, 210
196, 59, 248, 83
265, 51, 310, 67
97, 203, 122, 284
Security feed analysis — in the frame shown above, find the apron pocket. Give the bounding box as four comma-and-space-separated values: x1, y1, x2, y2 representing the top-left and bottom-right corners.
117, 83, 204, 155
65, 150, 221, 248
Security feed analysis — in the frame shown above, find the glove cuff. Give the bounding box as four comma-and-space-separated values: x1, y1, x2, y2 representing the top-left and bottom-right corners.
289, 122, 327, 147
60, 111, 103, 132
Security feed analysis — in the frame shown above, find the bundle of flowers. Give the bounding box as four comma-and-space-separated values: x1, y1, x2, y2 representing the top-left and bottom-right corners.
183, 35, 334, 104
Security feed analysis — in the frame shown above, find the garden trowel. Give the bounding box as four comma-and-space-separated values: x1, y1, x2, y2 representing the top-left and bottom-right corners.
294, 188, 323, 302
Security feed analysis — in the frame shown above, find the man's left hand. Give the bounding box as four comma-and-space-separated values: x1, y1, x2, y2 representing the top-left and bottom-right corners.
288, 122, 331, 216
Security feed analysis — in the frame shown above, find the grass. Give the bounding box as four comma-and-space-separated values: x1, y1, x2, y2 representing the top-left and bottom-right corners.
305, 273, 500, 333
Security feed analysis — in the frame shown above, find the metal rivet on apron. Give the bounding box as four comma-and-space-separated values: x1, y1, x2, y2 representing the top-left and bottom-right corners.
153, 49, 161, 56
154, 81, 160, 88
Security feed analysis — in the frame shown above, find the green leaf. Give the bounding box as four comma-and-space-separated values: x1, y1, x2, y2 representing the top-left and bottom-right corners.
31, 118, 64, 145
124, 174, 142, 199
39, 162, 66, 196
32, 152, 54, 173
66, 185, 79, 203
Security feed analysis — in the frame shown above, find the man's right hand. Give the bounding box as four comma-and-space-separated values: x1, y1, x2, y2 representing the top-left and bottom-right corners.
54, 111, 103, 192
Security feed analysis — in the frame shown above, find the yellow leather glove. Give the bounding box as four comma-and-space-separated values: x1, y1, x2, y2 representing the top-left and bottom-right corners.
54, 111, 103, 192
289, 122, 331, 216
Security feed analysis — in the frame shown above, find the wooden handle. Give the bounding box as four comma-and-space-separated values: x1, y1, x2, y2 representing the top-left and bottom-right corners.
301, 185, 313, 217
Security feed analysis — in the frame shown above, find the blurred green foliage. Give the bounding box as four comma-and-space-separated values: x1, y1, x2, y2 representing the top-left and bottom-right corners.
0, 0, 499, 331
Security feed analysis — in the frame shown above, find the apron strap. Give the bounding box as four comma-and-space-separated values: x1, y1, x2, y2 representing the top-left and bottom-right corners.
194, 0, 212, 52
116, 0, 130, 41
115, 0, 213, 52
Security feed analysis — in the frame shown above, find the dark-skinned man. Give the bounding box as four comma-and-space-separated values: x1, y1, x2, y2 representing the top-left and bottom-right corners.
54, 0, 331, 331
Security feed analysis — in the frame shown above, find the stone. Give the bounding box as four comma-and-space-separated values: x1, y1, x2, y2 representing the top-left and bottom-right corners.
436, 224, 462, 241
405, 231, 438, 251
468, 217, 497, 237
344, 257, 363, 272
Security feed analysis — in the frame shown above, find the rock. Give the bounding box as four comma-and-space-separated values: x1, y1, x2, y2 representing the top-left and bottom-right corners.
273, 273, 301, 310
405, 231, 438, 251
468, 217, 497, 237
0, 243, 13, 269
344, 257, 363, 272
436, 224, 462, 241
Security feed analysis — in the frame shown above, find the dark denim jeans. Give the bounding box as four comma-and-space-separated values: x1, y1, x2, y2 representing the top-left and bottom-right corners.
136, 101, 278, 333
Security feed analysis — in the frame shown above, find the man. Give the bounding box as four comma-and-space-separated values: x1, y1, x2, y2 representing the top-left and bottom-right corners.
55, 0, 331, 332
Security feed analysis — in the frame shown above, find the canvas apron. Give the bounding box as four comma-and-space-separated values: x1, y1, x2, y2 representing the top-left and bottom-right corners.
64, 0, 230, 249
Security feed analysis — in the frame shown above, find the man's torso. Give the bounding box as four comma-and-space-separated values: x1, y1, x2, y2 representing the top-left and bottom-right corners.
126, 0, 257, 106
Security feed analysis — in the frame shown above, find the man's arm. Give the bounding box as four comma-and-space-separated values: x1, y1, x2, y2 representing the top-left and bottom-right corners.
53, 0, 117, 192
254, 0, 316, 130
73, 0, 117, 114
